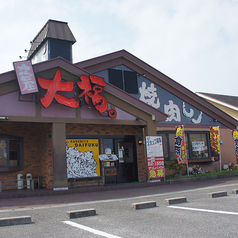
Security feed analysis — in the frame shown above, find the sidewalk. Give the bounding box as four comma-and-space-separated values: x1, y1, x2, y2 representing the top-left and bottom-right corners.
1, 172, 237, 200
0, 180, 170, 199
1, 174, 238, 210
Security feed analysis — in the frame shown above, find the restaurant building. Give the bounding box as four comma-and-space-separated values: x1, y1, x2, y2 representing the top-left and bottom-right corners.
0, 20, 237, 190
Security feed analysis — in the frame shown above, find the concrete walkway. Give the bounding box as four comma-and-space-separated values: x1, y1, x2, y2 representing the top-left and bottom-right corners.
0, 175, 238, 210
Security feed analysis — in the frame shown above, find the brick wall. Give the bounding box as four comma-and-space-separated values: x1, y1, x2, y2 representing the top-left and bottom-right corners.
136, 138, 147, 181
66, 124, 143, 135
0, 122, 147, 190
0, 122, 53, 189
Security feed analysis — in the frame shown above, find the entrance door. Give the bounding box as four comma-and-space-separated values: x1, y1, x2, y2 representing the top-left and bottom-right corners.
116, 138, 138, 183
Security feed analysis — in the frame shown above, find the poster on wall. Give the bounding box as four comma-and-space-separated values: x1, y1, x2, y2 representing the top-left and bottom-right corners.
210, 126, 220, 162
232, 130, 238, 160
146, 136, 165, 179
66, 139, 100, 178
175, 125, 187, 164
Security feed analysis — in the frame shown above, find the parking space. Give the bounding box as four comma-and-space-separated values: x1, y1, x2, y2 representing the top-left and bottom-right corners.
1, 178, 238, 237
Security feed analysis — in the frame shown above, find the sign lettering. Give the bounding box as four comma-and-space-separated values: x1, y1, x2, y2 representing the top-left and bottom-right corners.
37, 69, 117, 117
13, 60, 38, 95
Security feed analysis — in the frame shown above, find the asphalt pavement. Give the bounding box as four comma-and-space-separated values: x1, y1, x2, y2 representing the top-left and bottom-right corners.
1, 176, 238, 237
1, 176, 238, 210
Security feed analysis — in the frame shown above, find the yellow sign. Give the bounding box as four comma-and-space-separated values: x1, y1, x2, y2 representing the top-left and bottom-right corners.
66, 139, 100, 178
233, 130, 238, 139
176, 126, 183, 137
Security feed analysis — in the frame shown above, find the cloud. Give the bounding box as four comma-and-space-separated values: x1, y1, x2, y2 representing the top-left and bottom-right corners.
0, 0, 238, 96
107, 0, 238, 95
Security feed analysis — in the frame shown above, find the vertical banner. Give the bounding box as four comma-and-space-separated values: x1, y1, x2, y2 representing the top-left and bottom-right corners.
13, 60, 39, 95
175, 125, 187, 164
146, 136, 165, 179
232, 130, 238, 160
66, 139, 100, 178
210, 126, 220, 162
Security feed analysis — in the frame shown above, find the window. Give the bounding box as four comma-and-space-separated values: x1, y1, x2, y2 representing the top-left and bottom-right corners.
159, 133, 176, 161
103, 139, 114, 154
188, 133, 209, 159
108, 68, 138, 94
158, 132, 210, 161
0, 140, 7, 166
0, 137, 22, 171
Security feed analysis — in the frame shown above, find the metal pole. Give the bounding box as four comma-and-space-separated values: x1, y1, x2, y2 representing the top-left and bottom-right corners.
187, 163, 189, 177
219, 127, 222, 172
219, 142, 222, 172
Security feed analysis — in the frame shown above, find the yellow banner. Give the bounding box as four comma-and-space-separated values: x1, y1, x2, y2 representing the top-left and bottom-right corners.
232, 130, 238, 160
175, 126, 187, 164
210, 126, 220, 161
66, 139, 100, 178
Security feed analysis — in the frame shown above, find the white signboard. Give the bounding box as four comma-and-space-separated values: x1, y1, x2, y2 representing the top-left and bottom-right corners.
146, 136, 165, 179
192, 141, 204, 152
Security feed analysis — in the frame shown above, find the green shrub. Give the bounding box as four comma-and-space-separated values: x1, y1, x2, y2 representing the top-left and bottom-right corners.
164, 158, 185, 176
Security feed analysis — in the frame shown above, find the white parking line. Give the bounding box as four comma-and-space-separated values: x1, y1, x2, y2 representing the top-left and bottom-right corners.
169, 205, 238, 216
63, 220, 122, 238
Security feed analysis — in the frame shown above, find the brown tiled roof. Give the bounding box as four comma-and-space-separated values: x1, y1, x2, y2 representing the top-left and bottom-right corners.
27, 19, 76, 59
197, 92, 238, 108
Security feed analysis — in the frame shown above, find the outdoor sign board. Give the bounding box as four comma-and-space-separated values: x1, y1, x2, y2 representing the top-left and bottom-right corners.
146, 136, 165, 179
13, 60, 38, 95
66, 139, 100, 178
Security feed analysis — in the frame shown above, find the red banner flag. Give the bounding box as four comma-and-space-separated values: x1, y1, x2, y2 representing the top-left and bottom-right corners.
210, 126, 220, 162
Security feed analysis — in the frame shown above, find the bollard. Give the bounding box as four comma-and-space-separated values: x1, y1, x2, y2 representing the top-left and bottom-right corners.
31, 179, 34, 190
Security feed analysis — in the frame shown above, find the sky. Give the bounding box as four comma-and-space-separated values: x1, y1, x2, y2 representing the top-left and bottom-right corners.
0, 0, 238, 96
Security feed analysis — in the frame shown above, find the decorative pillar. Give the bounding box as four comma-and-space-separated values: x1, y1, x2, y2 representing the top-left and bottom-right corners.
52, 122, 68, 190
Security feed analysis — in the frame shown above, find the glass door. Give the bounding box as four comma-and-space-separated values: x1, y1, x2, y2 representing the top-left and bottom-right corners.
116, 138, 138, 183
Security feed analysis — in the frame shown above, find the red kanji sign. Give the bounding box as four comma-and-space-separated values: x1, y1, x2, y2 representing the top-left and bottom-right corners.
38, 69, 117, 118
38, 69, 79, 108
77, 75, 113, 115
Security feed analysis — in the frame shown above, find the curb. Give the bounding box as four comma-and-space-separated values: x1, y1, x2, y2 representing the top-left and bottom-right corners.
67, 208, 96, 219
0, 216, 32, 226
164, 197, 187, 205
208, 191, 227, 198
231, 189, 238, 194
169, 173, 238, 184
131, 201, 157, 210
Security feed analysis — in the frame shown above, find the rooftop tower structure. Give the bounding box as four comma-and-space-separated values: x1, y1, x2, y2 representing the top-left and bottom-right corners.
27, 19, 76, 64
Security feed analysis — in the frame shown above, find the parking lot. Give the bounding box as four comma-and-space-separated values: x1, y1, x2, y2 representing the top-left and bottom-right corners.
0, 177, 238, 237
